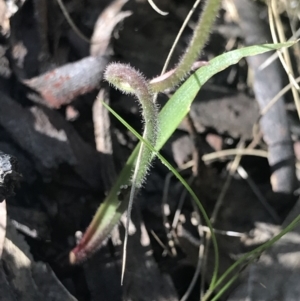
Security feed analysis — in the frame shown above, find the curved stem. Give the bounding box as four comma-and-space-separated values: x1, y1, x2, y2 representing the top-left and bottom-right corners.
104, 63, 158, 283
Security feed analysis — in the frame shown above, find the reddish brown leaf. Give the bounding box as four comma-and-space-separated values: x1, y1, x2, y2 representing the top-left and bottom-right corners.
24, 56, 108, 108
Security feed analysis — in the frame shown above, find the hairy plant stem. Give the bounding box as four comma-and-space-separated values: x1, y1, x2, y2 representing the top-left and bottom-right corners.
150, 0, 222, 92
104, 64, 158, 284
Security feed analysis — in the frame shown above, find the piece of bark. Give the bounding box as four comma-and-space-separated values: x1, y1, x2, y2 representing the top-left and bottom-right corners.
187, 85, 259, 140
0, 93, 74, 171
24, 56, 108, 108
233, 0, 297, 196
0, 92, 104, 190
90, 0, 132, 56
93, 87, 117, 191
0, 220, 77, 301
0, 151, 20, 202
0, 142, 36, 184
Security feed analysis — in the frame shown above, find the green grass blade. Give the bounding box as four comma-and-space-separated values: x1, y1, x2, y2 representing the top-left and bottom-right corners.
157, 41, 296, 148
209, 273, 239, 301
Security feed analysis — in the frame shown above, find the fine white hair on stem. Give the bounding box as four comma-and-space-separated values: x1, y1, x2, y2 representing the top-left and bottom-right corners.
104, 63, 158, 284
161, 0, 202, 75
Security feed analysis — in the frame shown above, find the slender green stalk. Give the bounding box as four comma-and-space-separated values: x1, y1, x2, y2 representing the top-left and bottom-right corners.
160, 0, 202, 75
150, 0, 222, 92
209, 273, 239, 301
104, 63, 158, 284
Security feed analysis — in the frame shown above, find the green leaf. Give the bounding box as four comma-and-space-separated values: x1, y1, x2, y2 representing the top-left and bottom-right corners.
157, 42, 296, 149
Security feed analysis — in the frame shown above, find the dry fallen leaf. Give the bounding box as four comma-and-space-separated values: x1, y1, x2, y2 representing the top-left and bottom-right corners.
90, 0, 132, 56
